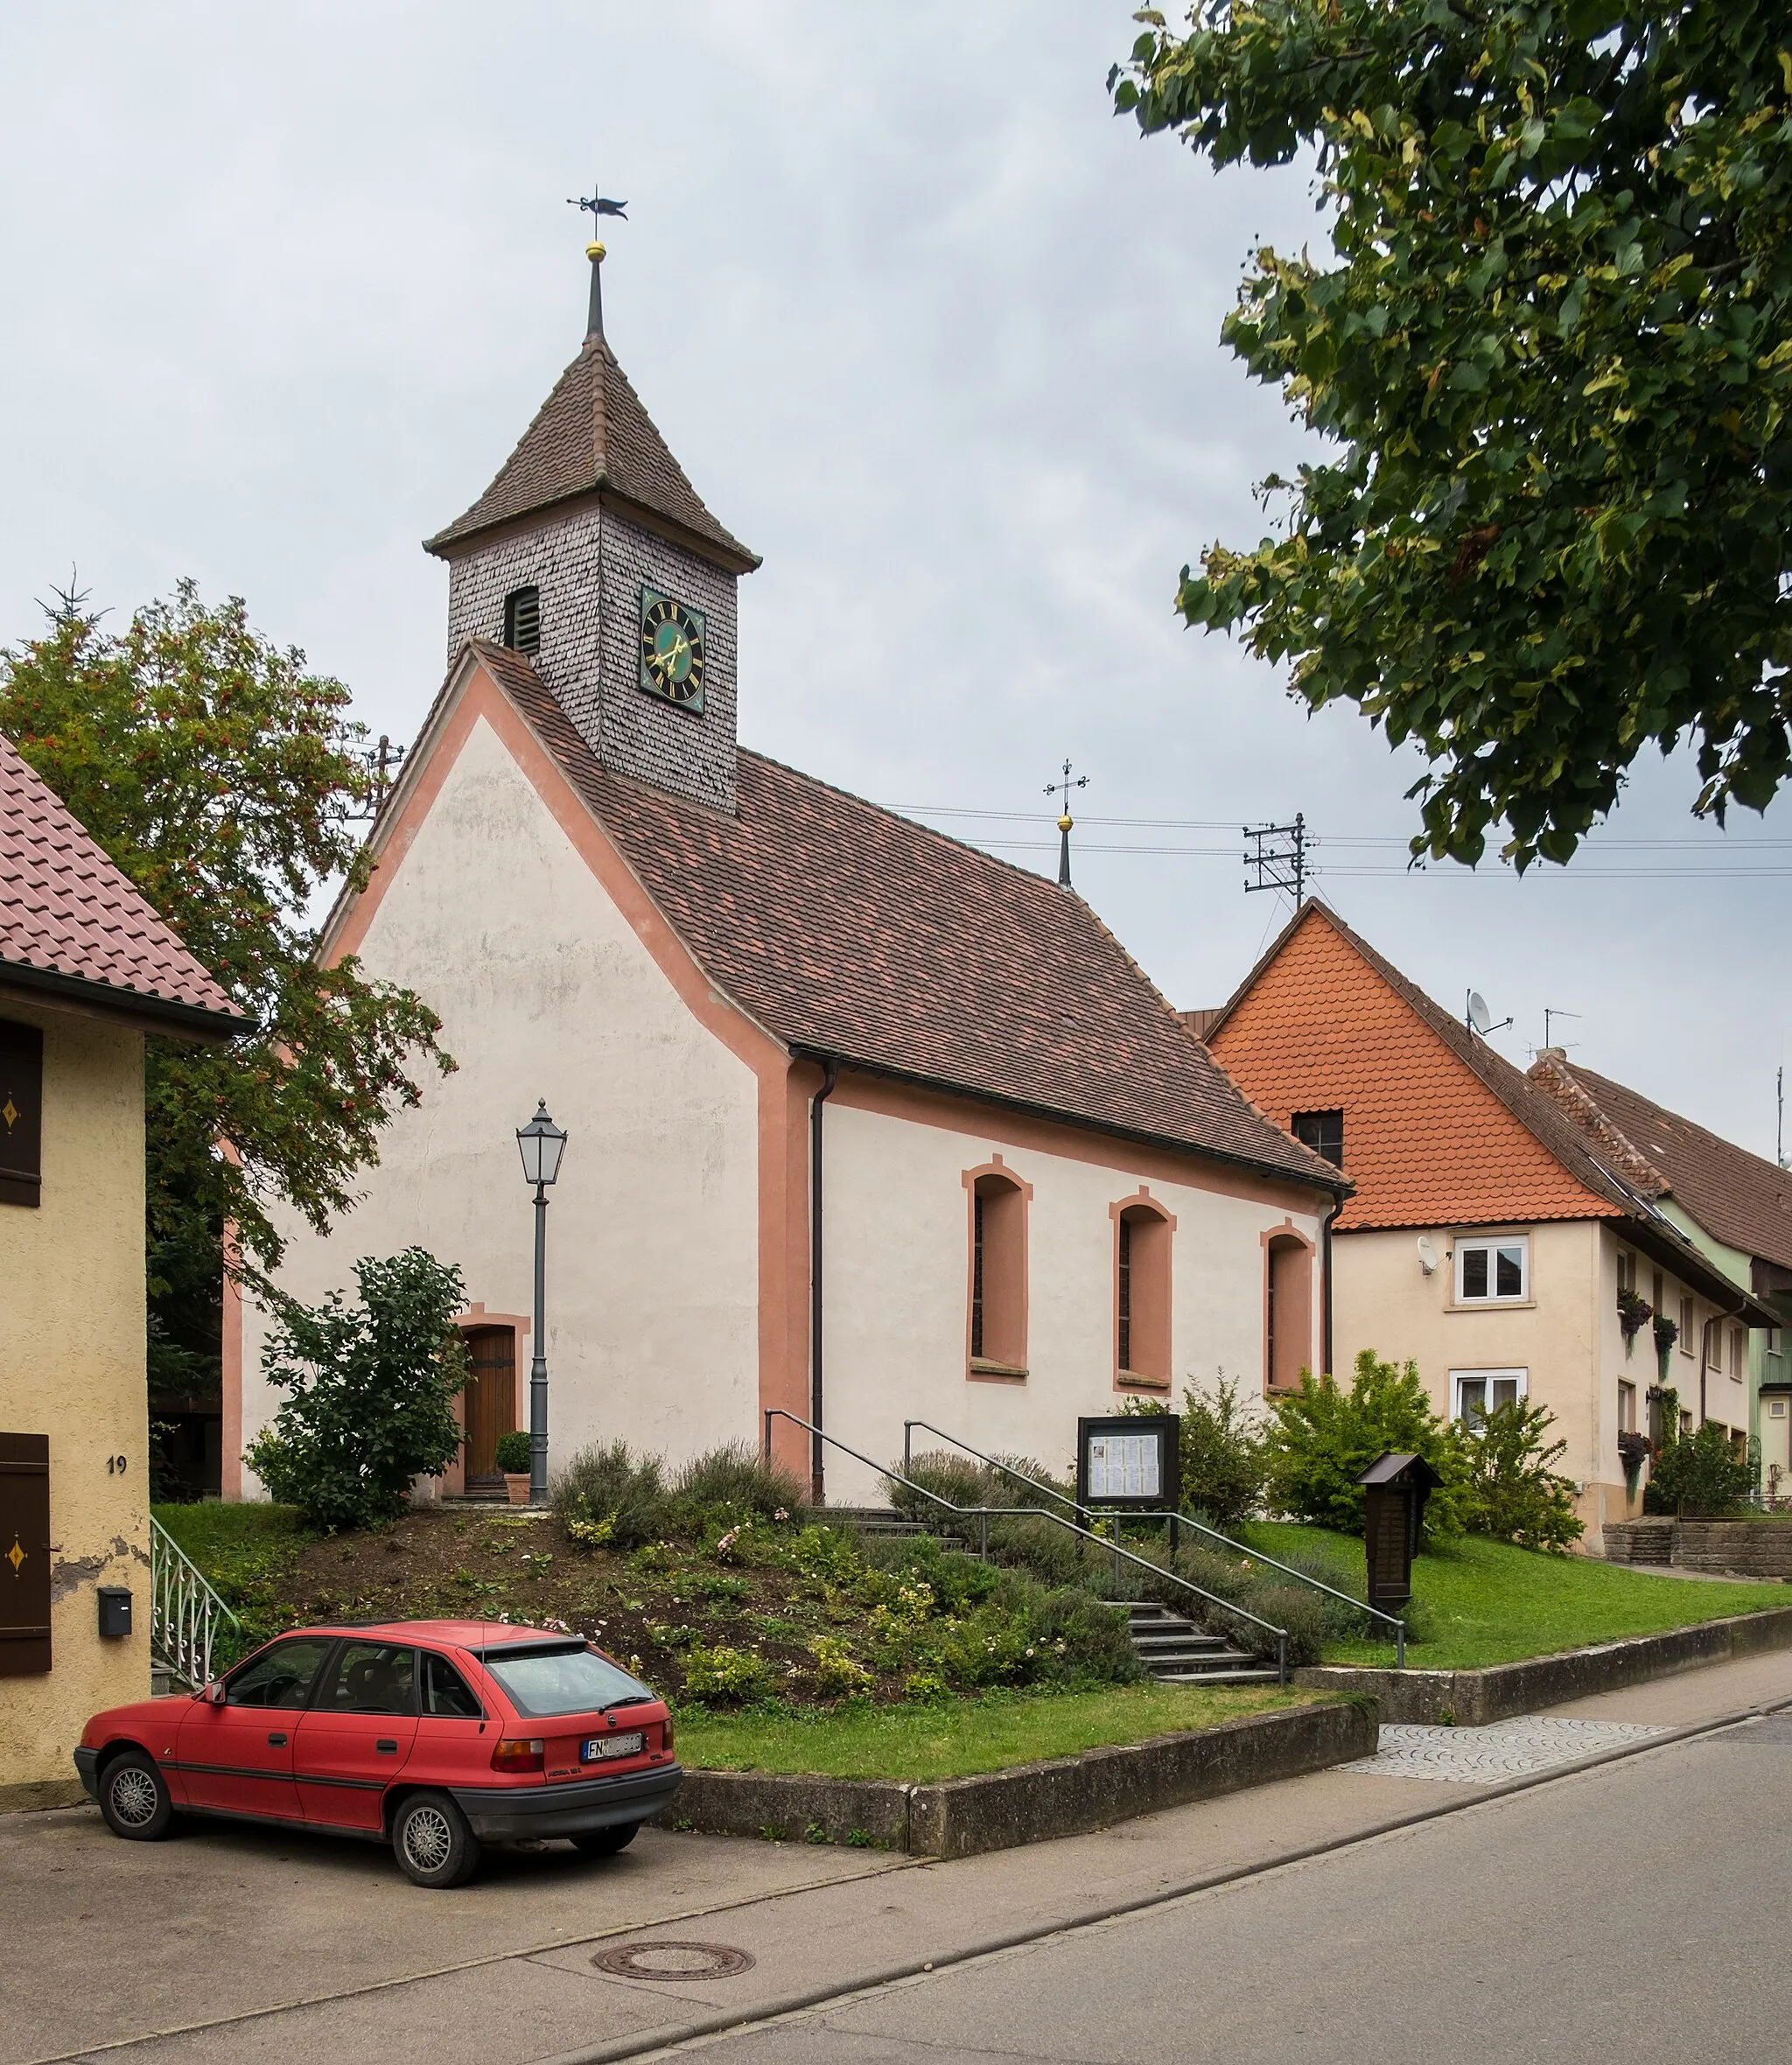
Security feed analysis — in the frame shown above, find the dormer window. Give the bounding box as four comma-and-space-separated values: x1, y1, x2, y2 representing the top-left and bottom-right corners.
503, 586, 542, 656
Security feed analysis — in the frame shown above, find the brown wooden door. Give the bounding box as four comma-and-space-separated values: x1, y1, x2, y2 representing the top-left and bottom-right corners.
462, 1328, 515, 1485
0, 1432, 51, 1675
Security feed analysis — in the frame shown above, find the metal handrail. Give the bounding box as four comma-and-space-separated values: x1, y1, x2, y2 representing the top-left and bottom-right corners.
766, 1408, 1290, 1684
150, 1515, 241, 1690
903, 1417, 1407, 1666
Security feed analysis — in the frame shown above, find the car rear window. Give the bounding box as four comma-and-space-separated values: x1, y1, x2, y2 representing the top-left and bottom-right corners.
480, 1644, 653, 1718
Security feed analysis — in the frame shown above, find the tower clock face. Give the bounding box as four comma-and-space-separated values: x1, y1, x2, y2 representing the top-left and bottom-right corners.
638, 587, 706, 711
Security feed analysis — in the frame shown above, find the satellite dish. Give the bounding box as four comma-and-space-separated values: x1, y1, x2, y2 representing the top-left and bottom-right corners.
1416, 1236, 1439, 1277
1467, 991, 1492, 1035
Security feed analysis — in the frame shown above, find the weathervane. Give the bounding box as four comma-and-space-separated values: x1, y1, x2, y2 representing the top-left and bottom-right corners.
1045, 759, 1089, 891
566, 189, 628, 340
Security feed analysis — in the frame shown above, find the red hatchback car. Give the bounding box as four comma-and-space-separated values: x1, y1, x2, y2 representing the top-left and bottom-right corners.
74, 1620, 682, 1887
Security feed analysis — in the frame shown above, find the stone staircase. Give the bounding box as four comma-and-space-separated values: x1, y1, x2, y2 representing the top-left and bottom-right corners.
822, 1505, 972, 1554
1119, 1600, 1282, 1685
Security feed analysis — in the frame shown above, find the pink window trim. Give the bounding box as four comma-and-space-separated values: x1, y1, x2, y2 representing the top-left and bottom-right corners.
1110, 1188, 1177, 1393
962, 1155, 1032, 1380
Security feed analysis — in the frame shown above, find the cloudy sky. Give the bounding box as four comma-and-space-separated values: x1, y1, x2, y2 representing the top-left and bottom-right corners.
3, 3, 1788, 1159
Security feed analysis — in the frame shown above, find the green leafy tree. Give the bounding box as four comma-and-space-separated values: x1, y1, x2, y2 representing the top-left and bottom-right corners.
244, 1248, 470, 1530
1644, 1417, 1757, 1514
1264, 1349, 1468, 1534
1124, 1372, 1268, 1526
1460, 1398, 1586, 1550
1114, 4, 1792, 866
0, 583, 451, 1393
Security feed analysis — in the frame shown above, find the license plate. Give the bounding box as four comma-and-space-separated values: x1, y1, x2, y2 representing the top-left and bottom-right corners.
583, 1731, 646, 1761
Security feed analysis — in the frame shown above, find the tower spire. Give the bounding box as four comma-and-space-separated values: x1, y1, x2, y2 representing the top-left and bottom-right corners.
1045, 759, 1089, 890
566, 189, 628, 339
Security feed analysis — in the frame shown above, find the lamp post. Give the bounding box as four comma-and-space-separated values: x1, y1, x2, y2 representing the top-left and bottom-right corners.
515, 1101, 569, 1507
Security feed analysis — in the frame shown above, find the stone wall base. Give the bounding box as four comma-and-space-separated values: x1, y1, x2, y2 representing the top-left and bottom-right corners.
655, 1698, 1375, 1860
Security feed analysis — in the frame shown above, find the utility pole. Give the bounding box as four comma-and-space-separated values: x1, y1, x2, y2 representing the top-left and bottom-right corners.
1243, 815, 1307, 903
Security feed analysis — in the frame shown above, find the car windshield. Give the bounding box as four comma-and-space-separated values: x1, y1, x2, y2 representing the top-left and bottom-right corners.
481, 1644, 654, 1718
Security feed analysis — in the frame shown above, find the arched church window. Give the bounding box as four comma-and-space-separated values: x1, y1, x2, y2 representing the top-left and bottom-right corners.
1265, 1230, 1313, 1393
966, 1165, 1028, 1376
1115, 1195, 1173, 1390
503, 585, 542, 656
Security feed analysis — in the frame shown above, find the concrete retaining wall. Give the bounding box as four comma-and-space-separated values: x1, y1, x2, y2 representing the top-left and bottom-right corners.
1606, 1518, 1792, 1578
1295, 1606, 1792, 1725
656, 1698, 1376, 1859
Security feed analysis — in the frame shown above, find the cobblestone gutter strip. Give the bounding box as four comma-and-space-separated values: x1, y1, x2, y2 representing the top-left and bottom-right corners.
1295, 1605, 1792, 1726
655, 1698, 1376, 1860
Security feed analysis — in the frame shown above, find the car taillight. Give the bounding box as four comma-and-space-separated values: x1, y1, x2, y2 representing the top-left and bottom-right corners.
662, 1717, 675, 1753
492, 1738, 544, 1774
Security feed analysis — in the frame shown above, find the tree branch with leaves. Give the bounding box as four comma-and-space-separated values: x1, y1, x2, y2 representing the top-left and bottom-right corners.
1115, 2, 1792, 866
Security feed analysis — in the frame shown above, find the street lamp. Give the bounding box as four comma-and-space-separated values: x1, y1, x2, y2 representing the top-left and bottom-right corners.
515, 1100, 568, 1506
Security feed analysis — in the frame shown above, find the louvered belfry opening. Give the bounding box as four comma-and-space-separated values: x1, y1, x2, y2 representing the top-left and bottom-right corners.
503, 584, 542, 656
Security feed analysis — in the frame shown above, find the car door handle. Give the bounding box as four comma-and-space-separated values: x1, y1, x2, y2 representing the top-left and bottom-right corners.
376, 1740, 398, 1754
267, 1732, 288, 1746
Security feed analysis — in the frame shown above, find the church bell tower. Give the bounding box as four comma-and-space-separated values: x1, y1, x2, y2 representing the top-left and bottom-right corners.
424, 225, 758, 814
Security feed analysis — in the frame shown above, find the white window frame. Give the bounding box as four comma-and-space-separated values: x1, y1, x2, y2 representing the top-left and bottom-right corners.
1454, 1235, 1530, 1305
1450, 1368, 1529, 1430
1731, 1326, 1746, 1382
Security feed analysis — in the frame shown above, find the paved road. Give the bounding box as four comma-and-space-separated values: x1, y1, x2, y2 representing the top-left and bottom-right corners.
693, 1705, 1792, 2065
7, 1648, 1792, 2065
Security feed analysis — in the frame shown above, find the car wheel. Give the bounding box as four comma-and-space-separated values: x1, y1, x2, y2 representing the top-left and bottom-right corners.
391, 1791, 479, 1889
100, 1752, 175, 1841
570, 1822, 640, 1858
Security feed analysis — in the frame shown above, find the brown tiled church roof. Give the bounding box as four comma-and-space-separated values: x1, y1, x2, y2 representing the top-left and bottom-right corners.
0, 735, 247, 1036
424, 337, 758, 571
472, 644, 1340, 1192
1530, 1055, 1792, 1276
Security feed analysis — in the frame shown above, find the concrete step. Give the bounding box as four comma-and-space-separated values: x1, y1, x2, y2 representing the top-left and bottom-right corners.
1151, 1667, 1284, 1685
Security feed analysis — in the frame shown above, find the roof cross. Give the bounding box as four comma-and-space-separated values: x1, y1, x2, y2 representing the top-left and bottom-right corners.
1045, 759, 1089, 891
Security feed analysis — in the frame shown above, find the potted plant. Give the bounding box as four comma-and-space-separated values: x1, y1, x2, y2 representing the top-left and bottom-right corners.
494, 1430, 533, 1505
1616, 1287, 1652, 1350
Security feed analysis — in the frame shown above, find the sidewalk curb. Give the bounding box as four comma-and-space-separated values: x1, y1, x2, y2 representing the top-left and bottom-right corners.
1295, 1604, 1792, 1724
539, 1692, 1792, 2065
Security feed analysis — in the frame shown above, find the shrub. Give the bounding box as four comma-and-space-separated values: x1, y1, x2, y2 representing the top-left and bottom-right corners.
494, 1431, 531, 1474
243, 1249, 469, 1531
682, 1643, 775, 1704
808, 1635, 875, 1698
551, 1441, 669, 1550
1645, 1420, 1756, 1516
886, 1449, 1001, 1521
1264, 1350, 1468, 1537
1460, 1400, 1585, 1552
671, 1442, 805, 1526
1018, 1584, 1142, 1684
1128, 1372, 1268, 1529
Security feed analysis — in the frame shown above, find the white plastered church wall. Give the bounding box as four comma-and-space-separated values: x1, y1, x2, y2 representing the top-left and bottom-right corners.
238, 710, 760, 1490
815, 1100, 1324, 1504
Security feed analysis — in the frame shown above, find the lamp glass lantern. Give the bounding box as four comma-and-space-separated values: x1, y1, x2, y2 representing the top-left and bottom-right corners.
516, 1101, 568, 1188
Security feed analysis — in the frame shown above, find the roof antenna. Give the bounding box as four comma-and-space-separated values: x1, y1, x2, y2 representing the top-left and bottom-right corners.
1779, 1064, 1786, 1170
1466, 990, 1513, 1040
1542, 1004, 1580, 1054
1045, 759, 1089, 890
567, 189, 627, 339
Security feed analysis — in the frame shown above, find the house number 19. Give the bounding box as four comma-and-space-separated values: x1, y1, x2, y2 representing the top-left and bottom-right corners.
106, 1455, 128, 1474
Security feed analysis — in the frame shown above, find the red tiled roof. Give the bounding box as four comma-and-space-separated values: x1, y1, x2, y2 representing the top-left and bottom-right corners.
1530, 1055, 1792, 1275
1204, 901, 1633, 1230
424, 336, 757, 570
0, 735, 247, 1036
471, 644, 1340, 1191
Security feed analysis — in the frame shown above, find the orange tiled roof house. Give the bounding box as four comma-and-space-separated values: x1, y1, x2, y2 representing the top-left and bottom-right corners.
1201, 902, 1778, 1550
224, 254, 1346, 1507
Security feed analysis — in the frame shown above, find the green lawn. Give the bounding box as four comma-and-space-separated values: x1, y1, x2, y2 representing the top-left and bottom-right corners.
1243, 1522, 1789, 1671
676, 1681, 1313, 1782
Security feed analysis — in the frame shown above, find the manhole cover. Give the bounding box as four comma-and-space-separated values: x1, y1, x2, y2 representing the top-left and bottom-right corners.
592, 1941, 756, 1982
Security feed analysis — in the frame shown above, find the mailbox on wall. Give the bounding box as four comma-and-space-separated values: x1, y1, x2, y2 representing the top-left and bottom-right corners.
1357, 1451, 1442, 1617
1, 1432, 52, 1676
1076, 1415, 1180, 1513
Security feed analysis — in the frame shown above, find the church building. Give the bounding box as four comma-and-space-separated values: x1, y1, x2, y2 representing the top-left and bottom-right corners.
225, 242, 1345, 1506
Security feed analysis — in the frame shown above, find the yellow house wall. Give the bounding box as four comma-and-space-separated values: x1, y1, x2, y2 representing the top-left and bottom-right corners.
0, 1000, 150, 1810
1333, 1219, 1739, 1551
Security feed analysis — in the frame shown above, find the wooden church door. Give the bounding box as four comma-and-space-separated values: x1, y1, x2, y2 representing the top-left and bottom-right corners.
461, 1327, 516, 1487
